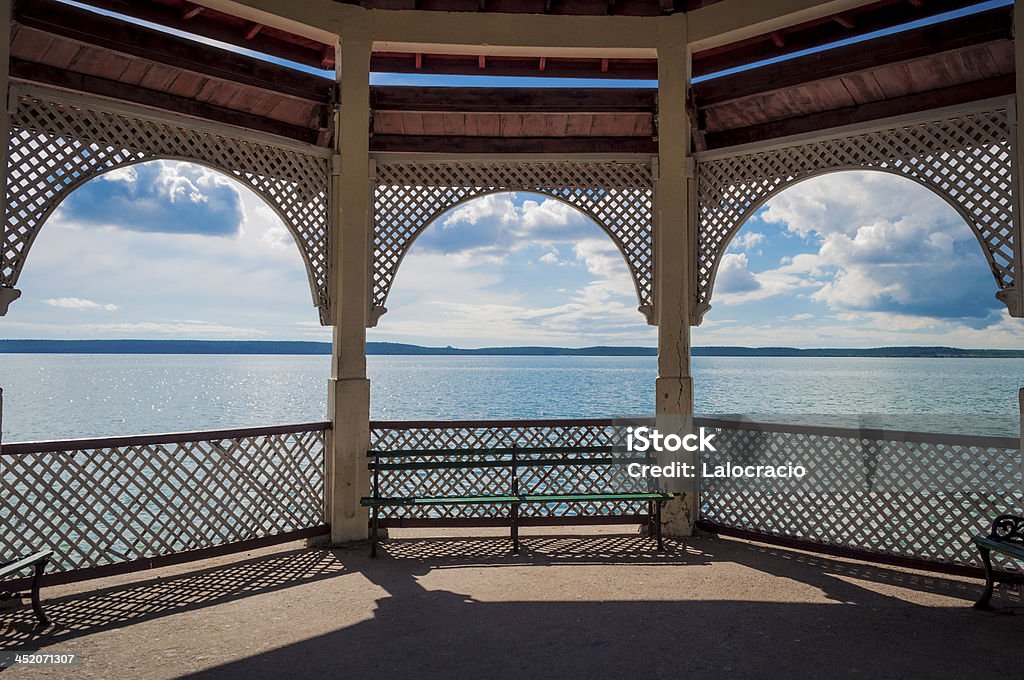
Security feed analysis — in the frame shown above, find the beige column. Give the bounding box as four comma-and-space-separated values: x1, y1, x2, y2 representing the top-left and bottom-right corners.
654, 15, 696, 537
1013, 0, 1024, 318
0, 0, 18, 316
327, 26, 373, 544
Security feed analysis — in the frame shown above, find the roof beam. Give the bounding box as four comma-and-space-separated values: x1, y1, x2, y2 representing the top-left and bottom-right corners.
702, 73, 1014, 150
198, 0, 659, 55
368, 53, 658, 78
687, 0, 877, 51
370, 135, 657, 153
693, 6, 1012, 107
371, 86, 656, 112
9, 58, 321, 145
18, 0, 333, 104
691, 0, 982, 77
73, 0, 332, 70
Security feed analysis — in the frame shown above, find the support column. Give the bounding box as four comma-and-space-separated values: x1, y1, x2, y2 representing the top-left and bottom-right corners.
0, 0, 18, 316
327, 26, 373, 544
1012, 1, 1024, 317
654, 16, 697, 538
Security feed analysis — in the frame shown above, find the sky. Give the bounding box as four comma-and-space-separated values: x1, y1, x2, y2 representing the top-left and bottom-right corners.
4, 160, 1024, 349
5, 0, 1020, 348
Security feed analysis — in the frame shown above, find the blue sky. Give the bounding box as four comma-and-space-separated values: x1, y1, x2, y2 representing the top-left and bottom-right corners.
5, 161, 1024, 348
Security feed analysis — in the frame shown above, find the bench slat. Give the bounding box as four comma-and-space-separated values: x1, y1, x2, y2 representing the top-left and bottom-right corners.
521, 493, 674, 503
369, 456, 649, 471
362, 492, 674, 507
369, 445, 627, 458
974, 535, 1024, 560
0, 549, 54, 579
362, 495, 522, 507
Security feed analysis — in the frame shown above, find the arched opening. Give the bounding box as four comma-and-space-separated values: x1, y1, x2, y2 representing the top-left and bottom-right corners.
0, 159, 328, 441
692, 169, 1024, 436
369, 191, 656, 420
3, 154, 326, 313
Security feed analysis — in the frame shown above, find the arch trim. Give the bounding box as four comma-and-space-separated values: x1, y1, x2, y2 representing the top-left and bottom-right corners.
372, 159, 655, 327
3, 87, 333, 323
694, 107, 1015, 323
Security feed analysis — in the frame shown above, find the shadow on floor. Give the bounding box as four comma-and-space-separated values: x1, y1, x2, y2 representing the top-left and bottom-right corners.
183, 534, 1024, 680
0, 546, 350, 648
1, 532, 1021, 679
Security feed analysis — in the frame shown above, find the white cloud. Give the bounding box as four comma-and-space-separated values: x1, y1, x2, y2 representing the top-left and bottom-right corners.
538, 248, 561, 265
8, 172, 323, 340
728, 231, 766, 254
42, 297, 119, 311
713, 172, 999, 320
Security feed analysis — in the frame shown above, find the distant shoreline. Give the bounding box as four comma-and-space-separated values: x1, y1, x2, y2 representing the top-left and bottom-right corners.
0, 339, 1023, 358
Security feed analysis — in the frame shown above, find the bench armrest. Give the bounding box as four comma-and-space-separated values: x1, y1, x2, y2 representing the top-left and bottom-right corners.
988, 514, 1024, 543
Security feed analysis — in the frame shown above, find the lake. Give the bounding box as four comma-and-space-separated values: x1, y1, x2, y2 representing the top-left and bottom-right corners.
0, 354, 1021, 442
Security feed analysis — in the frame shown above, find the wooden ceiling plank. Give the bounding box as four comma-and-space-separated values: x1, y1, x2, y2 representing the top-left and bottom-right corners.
369, 135, 657, 153
692, 0, 984, 77
17, 0, 332, 104
9, 58, 320, 145
704, 73, 1015, 150
371, 86, 656, 113
73, 0, 329, 70
692, 7, 1012, 107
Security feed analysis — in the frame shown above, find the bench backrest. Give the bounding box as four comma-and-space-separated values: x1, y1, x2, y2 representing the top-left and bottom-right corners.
0, 549, 54, 579
367, 445, 655, 499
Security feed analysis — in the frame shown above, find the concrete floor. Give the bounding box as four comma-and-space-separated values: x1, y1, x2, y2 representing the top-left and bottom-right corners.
2, 527, 1022, 679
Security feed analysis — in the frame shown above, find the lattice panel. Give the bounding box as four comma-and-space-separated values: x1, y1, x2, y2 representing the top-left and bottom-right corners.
696, 109, 1014, 314
0, 426, 327, 573
370, 420, 652, 519
698, 423, 1024, 568
3, 89, 333, 323
373, 161, 654, 324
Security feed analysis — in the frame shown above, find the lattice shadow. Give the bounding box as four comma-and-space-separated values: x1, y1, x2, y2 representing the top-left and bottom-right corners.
0, 547, 348, 648
715, 538, 1024, 607
377, 532, 705, 565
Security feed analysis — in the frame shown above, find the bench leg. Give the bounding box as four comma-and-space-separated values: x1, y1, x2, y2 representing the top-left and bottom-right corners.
370, 507, 378, 559
511, 504, 520, 555
30, 560, 48, 626
655, 501, 664, 552
974, 545, 995, 610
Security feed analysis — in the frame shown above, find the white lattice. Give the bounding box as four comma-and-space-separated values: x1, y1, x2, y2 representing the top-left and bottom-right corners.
696, 108, 1015, 319
698, 420, 1023, 568
3, 88, 333, 323
373, 160, 654, 325
1, 424, 327, 573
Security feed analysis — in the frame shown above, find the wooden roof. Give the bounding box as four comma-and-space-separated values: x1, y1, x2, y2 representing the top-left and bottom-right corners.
74, 0, 985, 79
691, 5, 1015, 149
8, 0, 1017, 154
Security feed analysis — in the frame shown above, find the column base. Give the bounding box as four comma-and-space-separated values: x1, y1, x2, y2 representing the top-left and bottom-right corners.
660, 492, 696, 538
327, 377, 371, 545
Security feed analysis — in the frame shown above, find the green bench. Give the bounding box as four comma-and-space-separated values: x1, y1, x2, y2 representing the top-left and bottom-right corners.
0, 549, 53, 625
973, 514, 1024, 609
361, 444, 674, 557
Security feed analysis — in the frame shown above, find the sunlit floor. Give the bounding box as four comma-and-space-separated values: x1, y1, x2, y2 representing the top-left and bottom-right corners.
2, 527, 1022, 679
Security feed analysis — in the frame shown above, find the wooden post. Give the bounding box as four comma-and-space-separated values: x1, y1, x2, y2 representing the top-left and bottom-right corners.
654, 14, 697, 537
327, 24, 373, 544
1013, 1, 1024, 318
0, 0, 18, 316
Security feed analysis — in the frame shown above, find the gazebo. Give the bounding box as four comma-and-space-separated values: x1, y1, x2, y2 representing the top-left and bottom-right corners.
0, 0, 1021, 594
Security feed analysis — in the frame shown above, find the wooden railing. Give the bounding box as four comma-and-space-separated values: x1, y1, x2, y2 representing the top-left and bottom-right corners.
3, 416, 1019, 586
1, 422, 330, 583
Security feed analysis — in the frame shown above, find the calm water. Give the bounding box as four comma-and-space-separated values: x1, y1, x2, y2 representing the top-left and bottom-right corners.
0, 354, 1021, 442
